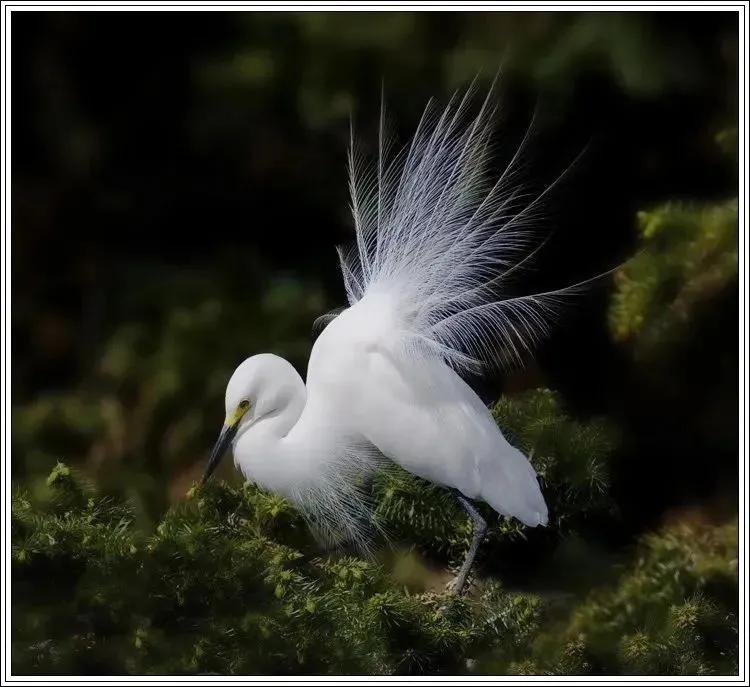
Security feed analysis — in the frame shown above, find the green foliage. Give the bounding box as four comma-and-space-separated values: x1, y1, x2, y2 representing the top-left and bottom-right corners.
12, 464, 548, 676
13, 463, 737, 676
506, 520, 738, 675
609, 199, 738, 358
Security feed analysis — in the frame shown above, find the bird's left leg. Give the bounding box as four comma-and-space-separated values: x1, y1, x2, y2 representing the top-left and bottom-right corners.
341, 474, 376, 552
451, 491, 488, 595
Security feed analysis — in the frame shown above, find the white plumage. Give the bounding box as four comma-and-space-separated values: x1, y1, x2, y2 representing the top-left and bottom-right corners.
205, 85, 553, 592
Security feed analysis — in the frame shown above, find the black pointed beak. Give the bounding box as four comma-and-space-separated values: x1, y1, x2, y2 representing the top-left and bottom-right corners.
202, 423, 238, 485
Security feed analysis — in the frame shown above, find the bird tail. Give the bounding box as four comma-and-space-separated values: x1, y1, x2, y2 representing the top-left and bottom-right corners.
338, 83, 584, 372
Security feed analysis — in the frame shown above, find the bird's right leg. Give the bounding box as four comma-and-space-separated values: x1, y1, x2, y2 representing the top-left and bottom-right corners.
450, 491, 488, 595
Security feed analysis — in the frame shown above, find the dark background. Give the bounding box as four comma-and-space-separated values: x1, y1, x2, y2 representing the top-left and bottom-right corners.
11, 11, 738, 532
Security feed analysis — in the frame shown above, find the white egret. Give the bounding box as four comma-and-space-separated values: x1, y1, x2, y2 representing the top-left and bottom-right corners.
203, 87, 557, 594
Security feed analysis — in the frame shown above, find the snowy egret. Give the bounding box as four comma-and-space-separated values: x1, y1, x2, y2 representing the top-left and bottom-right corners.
204, 87, 556, 594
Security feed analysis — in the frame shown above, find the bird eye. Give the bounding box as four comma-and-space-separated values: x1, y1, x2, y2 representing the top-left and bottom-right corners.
239, 399, 250, 410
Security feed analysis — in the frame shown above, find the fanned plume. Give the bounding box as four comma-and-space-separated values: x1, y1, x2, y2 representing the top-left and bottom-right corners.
339, 84, 584, 371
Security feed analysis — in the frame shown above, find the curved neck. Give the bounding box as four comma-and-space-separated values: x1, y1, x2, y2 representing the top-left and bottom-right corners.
233, 369, 310, 497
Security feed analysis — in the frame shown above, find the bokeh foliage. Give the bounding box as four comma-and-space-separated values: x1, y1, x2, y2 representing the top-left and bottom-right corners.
13, 265, 326, 519
609, 198, 738, 358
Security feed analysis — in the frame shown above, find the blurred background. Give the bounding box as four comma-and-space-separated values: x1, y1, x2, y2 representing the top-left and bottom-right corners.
12, 10, 738, 533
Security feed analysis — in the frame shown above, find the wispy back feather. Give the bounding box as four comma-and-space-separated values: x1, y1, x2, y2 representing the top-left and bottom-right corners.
338, 85, 581, 371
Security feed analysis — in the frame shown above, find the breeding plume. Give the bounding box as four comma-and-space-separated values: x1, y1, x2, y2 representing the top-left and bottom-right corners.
204, 87, 554, 594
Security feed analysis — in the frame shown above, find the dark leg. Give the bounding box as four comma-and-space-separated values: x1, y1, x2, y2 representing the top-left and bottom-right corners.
451, 491, 488, 595
348, 474, 375, 546
362, 474, 374, 499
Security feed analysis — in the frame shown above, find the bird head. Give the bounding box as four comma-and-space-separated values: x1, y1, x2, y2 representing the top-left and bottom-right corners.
202, 353, 306, 484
